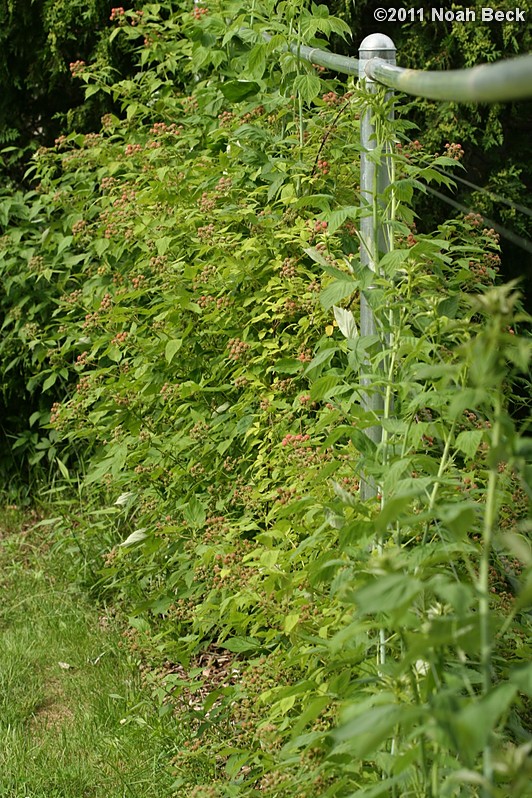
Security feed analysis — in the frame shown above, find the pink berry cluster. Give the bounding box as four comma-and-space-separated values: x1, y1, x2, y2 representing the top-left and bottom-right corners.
339, 475, 360, 492
100, 176, 117, 192
111, 331, 129, 346
125, 143, 142, 156
149, 122, 182, 136
276, 486, 297, 505
226, 338, 250, 360
49, 402, 63, 427
82, 312, 99, 329
183, 95, 199, 112
101, 114, 114, 130
344, 220, 357, 236
312, 219, 328, 233
192, 4, 208, 19
482, 227, 500, 244
190, 420, 210, 439
197, 223, 216, 241
130, 9, 144, 25
464, 212, 483, 227
280, 257, 297, 278
298, 349, 312, 363
83, 133, 101, 148
241, 105, 265, 123
456, 476, 479, 493
444, 142, 464, 160
216, 176, 232, 193
396, 140, 423, 159
69, 60, 86, 76
198, 294, 230, 310
313, 63, 326, 73
284, 298, 300, 315
77, 374, 92, 394
160, 383, 180, 401
99, 293, 113, 311
110, 7, 125, 21
322, 91, 341, 106
28, 255, 45, 273
468, 259, 499, 285
281, 433, 310, 447
317, 158, 330, 175
273, 378, 294, 394
64, 289, 82, 305
199, 193, 216, 212
113, 188, 137, 208
72, 219, 87, 236
192, 263, 216, 287
150, 255, 167, 273
218, 110, 234, 127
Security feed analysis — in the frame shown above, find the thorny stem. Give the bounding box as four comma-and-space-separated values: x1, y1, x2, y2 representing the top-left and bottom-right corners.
479, 393, 502, 797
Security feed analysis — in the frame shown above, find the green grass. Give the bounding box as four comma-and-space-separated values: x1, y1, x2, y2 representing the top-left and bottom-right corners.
0, 508, 182, 798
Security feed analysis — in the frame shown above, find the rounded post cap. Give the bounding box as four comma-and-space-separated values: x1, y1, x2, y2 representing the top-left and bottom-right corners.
359, 33, 396, 56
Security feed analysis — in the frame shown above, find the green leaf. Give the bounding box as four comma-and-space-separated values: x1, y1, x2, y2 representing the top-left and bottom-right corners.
447, 683, 518, 762
293, 73, 321, 103
354, 573, 423, 616
284, 614, 300, 633
320, 279, 357, 310
165, 339, 182, 364
310, 375, 341, 401
220, 636, 260, 653
509, 663, 532, 696
379, 248, 409, 276
246, 43, 267, 79
455, 430, 483, 460
119, 528, 148, 547
336, 700, 422, 758
182, 496, 205, 527
156, 236, 172, 256
333, 305, 357, 339
437, 295, 459, 318
93, 238, 110, 256
325, 206, 357, 236
55, 457, 69, 479
42, 372, 58, 391
437, 502, 478, 538
220, 81, 260, 102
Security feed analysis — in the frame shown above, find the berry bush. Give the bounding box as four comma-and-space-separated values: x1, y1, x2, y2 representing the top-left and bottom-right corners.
0, 2, 530, 797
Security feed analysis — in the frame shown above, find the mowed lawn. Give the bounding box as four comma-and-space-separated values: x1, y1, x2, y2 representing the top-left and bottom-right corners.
0, 509, 180, 798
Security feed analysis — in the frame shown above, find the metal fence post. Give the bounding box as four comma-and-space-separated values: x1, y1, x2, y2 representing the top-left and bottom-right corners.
358, 34, 396, 500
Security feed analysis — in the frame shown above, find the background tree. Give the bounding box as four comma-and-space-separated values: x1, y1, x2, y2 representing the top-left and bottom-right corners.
0, 0, 138, 182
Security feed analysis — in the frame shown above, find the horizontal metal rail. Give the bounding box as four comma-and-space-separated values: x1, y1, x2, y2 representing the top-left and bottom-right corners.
367, 53, 532, 103
287, 40, 359, 76
263, 32, 532, 103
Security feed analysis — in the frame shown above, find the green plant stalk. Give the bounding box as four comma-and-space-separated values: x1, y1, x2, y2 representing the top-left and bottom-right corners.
407, 663, 432, 798
420, 419, 456, 547
479, 394, 502, 796
296, 16, 304, 196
